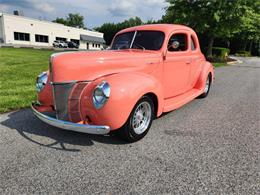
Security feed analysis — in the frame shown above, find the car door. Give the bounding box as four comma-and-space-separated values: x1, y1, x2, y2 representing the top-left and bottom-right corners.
189, 33, 204, 88
163, 31, 192, 98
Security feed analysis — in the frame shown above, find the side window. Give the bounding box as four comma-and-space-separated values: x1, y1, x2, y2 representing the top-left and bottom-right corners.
168, 33, 188, 52
191, 35, 196, 51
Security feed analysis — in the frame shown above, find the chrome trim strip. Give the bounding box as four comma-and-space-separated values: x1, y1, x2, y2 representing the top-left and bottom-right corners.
51, 81, 77, 85
52, 82, 75, 120
130, 30, 137, 49
31, 104, 110, 135
49, 52, 79, 117
50, 80, 91, 85
49, 56, 56, 112
50, 51, 77, 61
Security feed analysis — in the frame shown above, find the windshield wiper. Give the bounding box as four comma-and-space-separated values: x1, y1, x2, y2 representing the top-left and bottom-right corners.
132, 43, 146, 50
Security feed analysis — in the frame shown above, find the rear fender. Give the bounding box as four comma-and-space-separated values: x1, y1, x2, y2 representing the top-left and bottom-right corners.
194, 61, 214, 90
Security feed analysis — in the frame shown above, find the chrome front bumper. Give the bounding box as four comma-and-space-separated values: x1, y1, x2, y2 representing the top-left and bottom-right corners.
31, 104, 110, 135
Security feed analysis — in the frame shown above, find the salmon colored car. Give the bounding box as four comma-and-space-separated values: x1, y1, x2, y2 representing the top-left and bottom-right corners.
32, 24, 214, 142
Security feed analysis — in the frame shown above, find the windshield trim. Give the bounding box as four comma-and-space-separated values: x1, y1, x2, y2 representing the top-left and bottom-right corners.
130, 31, 137, 49
111, 30, 165, 51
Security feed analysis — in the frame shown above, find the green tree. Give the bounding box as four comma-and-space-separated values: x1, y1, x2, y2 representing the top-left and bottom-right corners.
237, 0, 260, 53
53, 13, 85, 28
163, 0, 248, 57
52, 17, 68, 26
95, 17, 143, 45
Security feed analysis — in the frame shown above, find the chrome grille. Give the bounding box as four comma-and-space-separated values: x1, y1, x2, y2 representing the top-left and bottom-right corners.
68, 82, 88, 122
52, 82, 75, 120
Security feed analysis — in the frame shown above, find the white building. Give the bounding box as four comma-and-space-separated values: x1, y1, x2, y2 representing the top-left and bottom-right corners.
0, 13, 105, 50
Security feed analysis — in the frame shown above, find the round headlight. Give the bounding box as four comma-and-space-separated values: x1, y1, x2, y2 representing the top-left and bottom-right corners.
36, 72, 48, 93
93, 81, 110, 109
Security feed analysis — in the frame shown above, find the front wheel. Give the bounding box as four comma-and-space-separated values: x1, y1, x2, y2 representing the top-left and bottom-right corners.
118, 96, 154, 142
199, 74, 211, 98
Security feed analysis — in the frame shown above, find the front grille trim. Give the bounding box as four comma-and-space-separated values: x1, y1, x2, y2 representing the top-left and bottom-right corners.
49, 56, 91, 121
68, 82, 88, 122
52, 82, 76, 120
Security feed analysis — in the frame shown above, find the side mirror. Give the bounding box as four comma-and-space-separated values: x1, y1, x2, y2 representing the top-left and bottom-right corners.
169, 40, 180, 50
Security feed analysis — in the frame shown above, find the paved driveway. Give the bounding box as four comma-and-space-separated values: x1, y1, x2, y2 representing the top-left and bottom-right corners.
0, 57, 259, 194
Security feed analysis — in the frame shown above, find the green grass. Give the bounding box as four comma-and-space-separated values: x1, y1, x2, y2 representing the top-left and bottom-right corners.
0, 47, 228, 113
213, 62, 227, 67
0, 48, 55, 113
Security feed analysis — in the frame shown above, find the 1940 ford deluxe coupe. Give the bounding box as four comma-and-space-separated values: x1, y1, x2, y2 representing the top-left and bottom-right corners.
32, 24, 214, 142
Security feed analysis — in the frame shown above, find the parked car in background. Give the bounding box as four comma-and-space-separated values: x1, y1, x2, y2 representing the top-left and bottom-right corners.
32, 24, 214, 142
53, 40, 68, 48
67, 41, 79, 49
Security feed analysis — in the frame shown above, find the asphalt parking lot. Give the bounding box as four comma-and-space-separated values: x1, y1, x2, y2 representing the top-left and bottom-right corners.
0, 57, 259, 194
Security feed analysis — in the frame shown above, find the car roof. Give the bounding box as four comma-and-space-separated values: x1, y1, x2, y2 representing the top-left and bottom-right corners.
117, 24, 194, 35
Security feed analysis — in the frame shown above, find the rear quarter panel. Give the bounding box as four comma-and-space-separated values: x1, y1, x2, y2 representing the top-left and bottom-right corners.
194, 61, 214, 90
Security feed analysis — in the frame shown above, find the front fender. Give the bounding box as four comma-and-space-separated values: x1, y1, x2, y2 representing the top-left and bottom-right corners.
80, 72, 164, 130
37, 71, 54, 107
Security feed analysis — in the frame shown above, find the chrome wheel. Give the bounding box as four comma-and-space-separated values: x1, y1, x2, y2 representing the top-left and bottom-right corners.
204, 76, 210, 93
119, 96, 154, 142
198, 74, 211, 99
131, 101, 152, 135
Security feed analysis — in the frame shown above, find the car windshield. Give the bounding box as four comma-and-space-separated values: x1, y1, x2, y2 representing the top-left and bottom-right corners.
111, 31, 165, 51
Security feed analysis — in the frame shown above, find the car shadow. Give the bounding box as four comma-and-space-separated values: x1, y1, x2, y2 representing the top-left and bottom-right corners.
1, 109, 128, 152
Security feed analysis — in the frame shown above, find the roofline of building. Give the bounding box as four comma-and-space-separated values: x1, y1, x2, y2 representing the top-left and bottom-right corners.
0, 12, 102, 35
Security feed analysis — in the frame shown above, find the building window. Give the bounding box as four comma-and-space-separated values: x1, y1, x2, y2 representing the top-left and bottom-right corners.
14, 32, 30, 41
92, 43, 95, 47
35, 34, 49, 43
70, 39, 80, 45
56, 37, 67, 41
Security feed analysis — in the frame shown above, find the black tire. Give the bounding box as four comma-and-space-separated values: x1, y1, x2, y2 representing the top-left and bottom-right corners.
118, 96, 154, 142
199, 74, 211, 98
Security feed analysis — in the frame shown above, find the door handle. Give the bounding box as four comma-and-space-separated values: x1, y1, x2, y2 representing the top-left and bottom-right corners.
186, 61, 191, 64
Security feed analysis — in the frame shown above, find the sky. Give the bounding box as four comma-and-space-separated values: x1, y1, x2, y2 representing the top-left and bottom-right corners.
0, 0, 168, 28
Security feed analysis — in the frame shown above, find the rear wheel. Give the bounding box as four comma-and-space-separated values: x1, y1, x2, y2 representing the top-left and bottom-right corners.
119, 96, 154, 142
199, 74, 211, 98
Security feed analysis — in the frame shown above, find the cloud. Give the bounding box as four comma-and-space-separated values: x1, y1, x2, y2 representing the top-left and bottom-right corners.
108, 0, 136, 17
0, 0, 55, 13
0, 0, 167, 28
108, 0, 166, 17
0, 3, 9, 11
145, 0, 166, 6
29, 0, 55, 12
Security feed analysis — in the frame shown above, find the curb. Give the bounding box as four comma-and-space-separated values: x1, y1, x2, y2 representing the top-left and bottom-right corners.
227, 56, 243, 65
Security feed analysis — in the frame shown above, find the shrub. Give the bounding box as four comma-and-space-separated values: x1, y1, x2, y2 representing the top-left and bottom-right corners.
212, 47, 230, 59
235, 50, 251, 57
204, 47, 230, 62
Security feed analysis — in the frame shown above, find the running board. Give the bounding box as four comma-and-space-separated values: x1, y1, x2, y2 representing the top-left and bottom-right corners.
163, 88, 203, 112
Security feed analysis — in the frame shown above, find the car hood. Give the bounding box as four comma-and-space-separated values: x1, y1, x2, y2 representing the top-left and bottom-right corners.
51, 50, 162, 82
